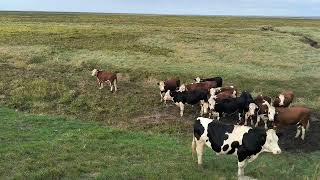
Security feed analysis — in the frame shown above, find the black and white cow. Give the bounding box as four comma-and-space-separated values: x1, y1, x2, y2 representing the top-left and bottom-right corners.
208, 91, 253, 121
192, 117, 281, 178
163, 89, 209, 117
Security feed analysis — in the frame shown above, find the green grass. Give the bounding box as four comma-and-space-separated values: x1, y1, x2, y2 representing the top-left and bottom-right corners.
0, 12, 320, 179
0, 107, 319, 179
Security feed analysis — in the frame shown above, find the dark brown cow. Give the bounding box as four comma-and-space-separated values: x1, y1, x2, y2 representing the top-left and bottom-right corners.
157, 78, 180, 103
210, 86, 237, 97
273, 91, 294, 107
181, 81, 217, 92
91, 69, 118, 92
274, 106, 311, 140
194, 76, 223, 87
214, 91, 235, 102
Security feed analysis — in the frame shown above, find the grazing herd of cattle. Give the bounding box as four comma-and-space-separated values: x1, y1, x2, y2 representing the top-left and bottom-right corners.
157, 76, 312, 178
92, 69, 312, 178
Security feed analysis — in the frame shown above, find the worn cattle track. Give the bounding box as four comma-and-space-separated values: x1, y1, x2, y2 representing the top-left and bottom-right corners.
260, 25, 319, 49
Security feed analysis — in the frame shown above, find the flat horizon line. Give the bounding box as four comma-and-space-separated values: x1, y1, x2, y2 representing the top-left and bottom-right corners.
0, 10, 320, 19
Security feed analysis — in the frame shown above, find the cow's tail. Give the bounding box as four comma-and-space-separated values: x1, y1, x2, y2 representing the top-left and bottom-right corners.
191, 135, 196, 160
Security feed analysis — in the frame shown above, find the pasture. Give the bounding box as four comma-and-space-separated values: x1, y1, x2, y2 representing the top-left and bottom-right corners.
0, 12, 320, 179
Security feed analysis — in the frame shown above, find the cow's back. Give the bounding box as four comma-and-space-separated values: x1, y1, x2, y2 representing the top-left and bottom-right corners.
165, 78, 180, 91
276, 107, 311, 124
195, 118, 251, 154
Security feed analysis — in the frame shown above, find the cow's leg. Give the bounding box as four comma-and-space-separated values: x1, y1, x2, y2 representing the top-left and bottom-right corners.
99, 82, 104, 89
200, 101, 204, 116
195, 140, 205, 166
295, 125, 301, 138
96, 78, 101, 88
301, 126, 306, 140
263, 118, 268, 129
113, 79, 117, 92
216, 112, 222, 120
255, 116, 261, 127
237, 160, 248, 177
244, 113, 249, 125
251, 116, 255, 126
179, 102, 185, 117
160, 92, 163, 102
306, 120, 310, 131
107, 80, 113, 92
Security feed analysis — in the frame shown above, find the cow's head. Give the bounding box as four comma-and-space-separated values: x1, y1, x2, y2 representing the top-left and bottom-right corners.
194, 77, 201, 83
163, 90, 174, 102
248, 103, 258, 116
278, 94, 285, 106
178, 84, 186, 92
209, 88, 218, 96
241, 91, 253, 101
263, 129, 281, 154
262, 101, 276, 121
91, 69, 98, 76
157, 81, 165, 91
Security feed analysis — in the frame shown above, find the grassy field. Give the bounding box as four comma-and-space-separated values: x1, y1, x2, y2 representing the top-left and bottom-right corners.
0, 12, 320, 179
1, 107, 320, 179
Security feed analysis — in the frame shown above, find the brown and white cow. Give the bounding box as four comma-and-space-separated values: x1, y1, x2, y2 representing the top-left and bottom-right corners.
245, 95, 275, 129
209, 86, 237, 99
91, 69, 118, 92
157, 78, 180, 103
180, 81, 218, 92
273, 91, 294, 107
192, 117, 281, 178
274, 106, 311, 140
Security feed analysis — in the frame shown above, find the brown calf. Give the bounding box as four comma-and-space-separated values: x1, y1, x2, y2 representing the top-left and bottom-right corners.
91, 69, 118, 92
274, 106, 311, 140
273, 91, 294, 107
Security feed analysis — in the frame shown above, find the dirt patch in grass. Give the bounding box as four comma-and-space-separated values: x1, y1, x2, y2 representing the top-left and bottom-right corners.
276, 112, 320, 153
208, 111, 320, 153
224, 112, 320, 153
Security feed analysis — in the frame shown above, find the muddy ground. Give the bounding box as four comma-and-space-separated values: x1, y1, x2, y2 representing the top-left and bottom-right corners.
222, 112, 320, 153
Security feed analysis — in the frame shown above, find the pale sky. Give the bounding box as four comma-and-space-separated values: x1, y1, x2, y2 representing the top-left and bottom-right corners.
1, 0, 320, 17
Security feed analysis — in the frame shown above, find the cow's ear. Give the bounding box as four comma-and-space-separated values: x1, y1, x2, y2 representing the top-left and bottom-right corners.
157, 82, 159, 85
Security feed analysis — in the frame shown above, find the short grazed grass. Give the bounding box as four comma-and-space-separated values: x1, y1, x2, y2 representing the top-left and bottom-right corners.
0, 107, 319, 179
0, 12, 320, 179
